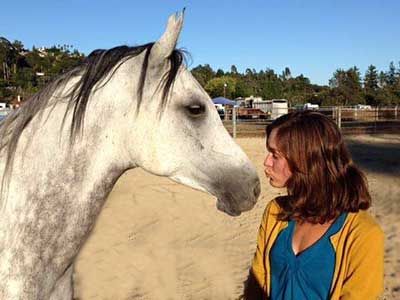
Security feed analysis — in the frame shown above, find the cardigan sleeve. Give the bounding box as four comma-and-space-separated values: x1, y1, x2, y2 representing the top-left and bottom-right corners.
340, 224, 384, 300
250, 201, 272, 291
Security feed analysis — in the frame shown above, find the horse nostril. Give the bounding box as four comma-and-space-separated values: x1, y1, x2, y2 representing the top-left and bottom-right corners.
253, 180, 261, 199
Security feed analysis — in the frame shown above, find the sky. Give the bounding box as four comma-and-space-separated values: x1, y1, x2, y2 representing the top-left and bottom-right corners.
1, 0, 399, 86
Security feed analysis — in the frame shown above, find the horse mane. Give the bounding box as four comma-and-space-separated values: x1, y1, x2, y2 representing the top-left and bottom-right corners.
0, 42, 185, 205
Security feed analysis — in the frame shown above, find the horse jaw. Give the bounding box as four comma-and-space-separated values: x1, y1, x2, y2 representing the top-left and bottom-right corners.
169, 159, 260, 217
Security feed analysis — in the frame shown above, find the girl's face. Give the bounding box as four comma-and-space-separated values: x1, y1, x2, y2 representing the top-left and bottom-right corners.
264, 129, 292, 188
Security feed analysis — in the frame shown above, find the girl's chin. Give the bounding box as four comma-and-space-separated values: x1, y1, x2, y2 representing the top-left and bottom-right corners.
269, 178, 285, 188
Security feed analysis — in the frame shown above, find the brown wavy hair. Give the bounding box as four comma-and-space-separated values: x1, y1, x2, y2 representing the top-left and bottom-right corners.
266, 111, 371, 224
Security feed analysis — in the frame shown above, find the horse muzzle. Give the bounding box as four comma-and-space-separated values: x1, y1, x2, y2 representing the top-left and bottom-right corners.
216, 178, 260, 216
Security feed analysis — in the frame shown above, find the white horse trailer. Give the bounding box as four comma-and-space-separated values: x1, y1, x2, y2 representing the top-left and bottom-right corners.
253, 99, 288, 119
270, 99, 288, 119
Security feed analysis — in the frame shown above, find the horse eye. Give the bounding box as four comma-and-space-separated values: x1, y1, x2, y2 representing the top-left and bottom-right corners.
186, 104, 205, 116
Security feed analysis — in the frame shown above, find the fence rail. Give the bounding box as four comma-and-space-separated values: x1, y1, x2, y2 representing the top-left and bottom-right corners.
223, 106, 400, 137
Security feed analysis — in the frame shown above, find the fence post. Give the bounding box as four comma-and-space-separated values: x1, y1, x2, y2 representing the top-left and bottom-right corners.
395, 105, 398, 119
337, 106, 342, 129
224, 106, 229, 121
232, 106, 237, 138
332, 106, 336, 122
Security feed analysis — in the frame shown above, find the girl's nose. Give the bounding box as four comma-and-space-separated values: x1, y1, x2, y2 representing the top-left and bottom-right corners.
264, 153, 273, 167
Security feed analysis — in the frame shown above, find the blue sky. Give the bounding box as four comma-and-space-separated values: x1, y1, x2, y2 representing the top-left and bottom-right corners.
1, 0, 399, 85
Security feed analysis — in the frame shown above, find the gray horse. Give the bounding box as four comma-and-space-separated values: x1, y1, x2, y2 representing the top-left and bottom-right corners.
0, 12, 260, 300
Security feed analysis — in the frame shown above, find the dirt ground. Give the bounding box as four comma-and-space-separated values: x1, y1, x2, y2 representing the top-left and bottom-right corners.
73, 134, 400, 300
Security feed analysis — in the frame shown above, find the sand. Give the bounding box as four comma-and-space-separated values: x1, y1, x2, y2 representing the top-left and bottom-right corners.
73, 134, 400, 300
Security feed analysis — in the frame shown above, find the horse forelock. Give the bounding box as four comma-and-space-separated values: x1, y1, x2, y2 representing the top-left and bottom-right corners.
0, 42, 186, 208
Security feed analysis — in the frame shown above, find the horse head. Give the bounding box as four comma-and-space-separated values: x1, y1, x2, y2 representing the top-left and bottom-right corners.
104, 11, 261, 215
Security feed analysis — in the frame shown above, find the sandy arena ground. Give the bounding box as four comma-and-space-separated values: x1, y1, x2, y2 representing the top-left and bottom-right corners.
73, 134, 400, 300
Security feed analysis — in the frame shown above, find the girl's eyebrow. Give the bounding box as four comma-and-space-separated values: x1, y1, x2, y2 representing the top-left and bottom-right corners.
266, 142, 278, 153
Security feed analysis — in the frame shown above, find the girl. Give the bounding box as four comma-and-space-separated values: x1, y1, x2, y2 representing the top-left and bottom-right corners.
245, 111, 384, 300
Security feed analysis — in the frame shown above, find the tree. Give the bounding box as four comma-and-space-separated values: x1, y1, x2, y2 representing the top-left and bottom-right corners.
364, 65, 379, 92
245, 68, 253, 77
215, 68, 225, 77
205, 76, 236, 99
254, 69, 282, 100
0, 38, 85, 103
329, 67, 363, 105
12, 40, 24, 52
282, 74, 314, 105
0, 37, 19, 81
378, 62, 400, 104
281, 67, 292, 81
378, 71, 387, 88
234, 79, 253, 98
363, 65, 380, 105
386, 61, 397, 87
191, 64, 215, 87
230, 65, 238, 75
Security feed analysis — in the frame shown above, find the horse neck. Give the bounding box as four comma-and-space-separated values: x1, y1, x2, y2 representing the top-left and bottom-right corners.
3, 95, 130, 212
0, 99, 131, 299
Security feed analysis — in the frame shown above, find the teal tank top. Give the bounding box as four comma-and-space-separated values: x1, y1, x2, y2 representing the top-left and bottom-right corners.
269, 213, 348, 300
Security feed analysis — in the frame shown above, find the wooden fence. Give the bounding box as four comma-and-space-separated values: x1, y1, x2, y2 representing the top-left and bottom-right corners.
223, 106, 400, 137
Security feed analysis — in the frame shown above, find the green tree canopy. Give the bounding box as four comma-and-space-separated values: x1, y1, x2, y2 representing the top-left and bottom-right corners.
0, 37, 85, 102
329, 67, 363, 105
191, 64, 215, 87
205, 76, 236, 99
364, 65, 379, 92
2, 36, 399, 106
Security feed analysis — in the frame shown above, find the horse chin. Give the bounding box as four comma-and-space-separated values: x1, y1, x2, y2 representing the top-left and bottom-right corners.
216, 200, 242, 217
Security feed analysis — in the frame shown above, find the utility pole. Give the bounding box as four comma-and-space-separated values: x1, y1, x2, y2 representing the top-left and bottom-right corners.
223, 82, 227, 98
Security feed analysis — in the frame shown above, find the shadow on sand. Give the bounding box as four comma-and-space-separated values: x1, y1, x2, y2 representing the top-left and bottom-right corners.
345, 135, 400, 176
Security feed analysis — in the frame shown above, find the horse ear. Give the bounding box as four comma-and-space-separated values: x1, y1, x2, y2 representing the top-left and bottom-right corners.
151, 9, 185, 62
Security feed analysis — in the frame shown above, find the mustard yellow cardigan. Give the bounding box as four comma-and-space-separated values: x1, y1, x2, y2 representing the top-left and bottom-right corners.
251, 199, 384, 300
